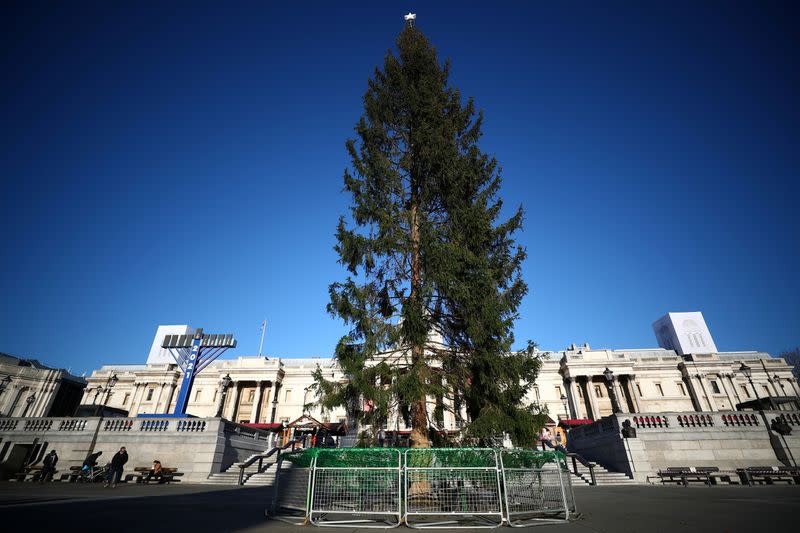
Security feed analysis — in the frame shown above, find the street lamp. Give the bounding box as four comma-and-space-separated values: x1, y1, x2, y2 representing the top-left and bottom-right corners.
560, 394, 569, 420
739, 363, 759, 401
23, 393, 36, 417
603, 367, 621, 414
215, 374, 233, 418
773, 374, 785, 397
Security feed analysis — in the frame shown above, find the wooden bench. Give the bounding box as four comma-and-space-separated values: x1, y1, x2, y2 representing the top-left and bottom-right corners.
739, 466, 800, 485
657, 467, 715, 486
58, 466, 83, 483
14, 465, 60, 482
124, 466, 182, 484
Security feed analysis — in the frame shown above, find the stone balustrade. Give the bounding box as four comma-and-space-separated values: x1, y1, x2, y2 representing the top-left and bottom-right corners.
0, 417, 93, 433
0, 416, 274, 482
567, 410, 800, 482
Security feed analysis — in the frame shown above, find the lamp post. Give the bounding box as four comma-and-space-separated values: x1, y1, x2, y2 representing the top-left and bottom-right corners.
560, 394, 569, 420
739, 362, 772, 429
215, 374, 232, 418
23, 393, 36, 417
92, 374, 119, 407
603, 367, 621, 414
773, 374, 785, 396
102, 373, 118, 408
739, 363, 759, 402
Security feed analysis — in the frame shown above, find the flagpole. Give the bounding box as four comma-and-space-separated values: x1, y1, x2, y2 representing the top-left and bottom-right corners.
258, 319, 266, 356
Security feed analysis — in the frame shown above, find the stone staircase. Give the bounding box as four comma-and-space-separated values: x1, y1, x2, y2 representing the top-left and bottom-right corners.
204, 451, 279, 486
567, 459, 638, 485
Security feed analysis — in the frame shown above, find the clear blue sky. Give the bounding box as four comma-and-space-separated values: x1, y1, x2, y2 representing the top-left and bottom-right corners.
1, 1, 797, 375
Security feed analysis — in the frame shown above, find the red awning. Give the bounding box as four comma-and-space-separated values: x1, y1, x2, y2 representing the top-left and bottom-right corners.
558, 418, 593, 428
242, 423, 282, 431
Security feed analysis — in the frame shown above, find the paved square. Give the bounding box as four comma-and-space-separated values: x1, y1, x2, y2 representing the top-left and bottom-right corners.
0, 482, 797, 532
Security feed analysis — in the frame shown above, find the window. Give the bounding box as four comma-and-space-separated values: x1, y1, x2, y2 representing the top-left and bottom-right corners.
213, 390, 218, 402
710, 381, 720, 394
676, 383, 686, 396
762, 385, 770, 395
655, 384, 664, 396
741, 385, 750, 398
123, 393, 130, 405
146, 389, 154, 401
636, 384, 643, 397
554, 386, 562, 397
195, 389, 203, 401
594, 385, 603, 398
247, 390, 255, 402
284, 389, 292, 402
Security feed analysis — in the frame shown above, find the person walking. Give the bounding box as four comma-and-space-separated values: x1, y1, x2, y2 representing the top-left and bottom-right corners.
104, 446, 128, 488
40, 450, 58, 484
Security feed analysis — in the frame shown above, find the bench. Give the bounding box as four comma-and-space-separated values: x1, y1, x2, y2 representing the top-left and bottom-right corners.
58, 466, 83, 483
657, 467, 716, 486
124, 466, 182, 484
14, 465, 58, 482
739, 466, 800, 486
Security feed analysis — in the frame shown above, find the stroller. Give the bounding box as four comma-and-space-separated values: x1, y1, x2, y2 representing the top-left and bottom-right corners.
78, 463, 108, 483
78, 452, 107, 483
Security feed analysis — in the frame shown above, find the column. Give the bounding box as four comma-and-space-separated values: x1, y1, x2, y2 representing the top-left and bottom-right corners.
624, 375, 641, 412
767, 377, 781, 397
611, 377, 627, 413
717, 373, 735, 410
726, 373, 742, 406
270, 382, 282, 423
250, 381, 264, 423
154, 383, 166, 414
583, 377, 599, 420
788, 378, 800, 397
227, 382, 241, 421
128, 384, 144, 417
695, 374, 716, 411
564, 377, 582, 418
163, 383, 177, 414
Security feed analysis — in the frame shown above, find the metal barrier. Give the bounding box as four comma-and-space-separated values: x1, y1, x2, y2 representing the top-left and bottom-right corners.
270, 451, 315, 525
404, 448, 504, 529
309, 448, 403, 528
268, 447, 576, 528
499, 449, 573, 527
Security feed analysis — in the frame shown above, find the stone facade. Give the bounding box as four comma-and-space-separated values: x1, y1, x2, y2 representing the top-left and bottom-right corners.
82, 343, 798, 429
0, 353, 86, 418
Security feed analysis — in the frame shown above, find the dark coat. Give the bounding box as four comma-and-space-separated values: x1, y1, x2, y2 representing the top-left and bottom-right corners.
111, 451, 128, 469
43, 452, 58, 469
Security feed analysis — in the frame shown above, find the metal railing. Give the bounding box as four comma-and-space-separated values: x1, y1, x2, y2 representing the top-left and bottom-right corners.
238, 437, 301, 485
567, 453, 596, 486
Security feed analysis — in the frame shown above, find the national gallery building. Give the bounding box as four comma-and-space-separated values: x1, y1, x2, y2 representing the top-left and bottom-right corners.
79, 312, 799, 429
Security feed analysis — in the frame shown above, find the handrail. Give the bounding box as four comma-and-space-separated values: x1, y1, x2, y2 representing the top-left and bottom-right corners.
566, 452, 596, 486
238, 438, 301, 485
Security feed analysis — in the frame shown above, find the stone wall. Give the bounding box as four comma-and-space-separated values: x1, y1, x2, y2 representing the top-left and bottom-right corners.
567, 411, 800, 482
0, 417, 272, 482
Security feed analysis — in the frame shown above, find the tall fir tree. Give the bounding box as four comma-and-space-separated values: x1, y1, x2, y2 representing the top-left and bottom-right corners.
314, 21, 544, 448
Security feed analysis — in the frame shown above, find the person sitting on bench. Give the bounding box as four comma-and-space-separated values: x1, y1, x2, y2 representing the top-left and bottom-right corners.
144, 460, 163, 484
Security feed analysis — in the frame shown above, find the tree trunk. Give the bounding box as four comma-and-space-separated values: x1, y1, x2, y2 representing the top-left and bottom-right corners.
408, 196, 429, 450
